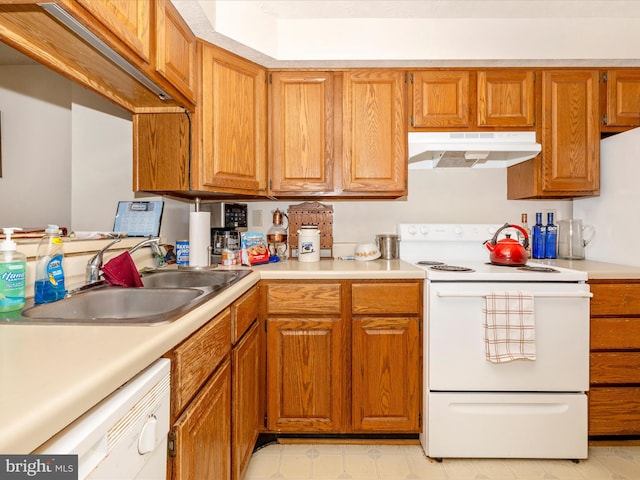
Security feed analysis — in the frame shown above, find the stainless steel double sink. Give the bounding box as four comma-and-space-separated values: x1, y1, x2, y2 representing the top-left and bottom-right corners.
15, 269, 251, 326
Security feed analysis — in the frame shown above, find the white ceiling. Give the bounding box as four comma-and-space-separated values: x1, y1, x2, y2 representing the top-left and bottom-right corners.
173, 0, 640, 67
250, 0, 640, 19
2, 1, 640, 67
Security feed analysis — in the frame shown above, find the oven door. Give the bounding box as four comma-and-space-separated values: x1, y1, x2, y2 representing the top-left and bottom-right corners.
427, 281, 590, 392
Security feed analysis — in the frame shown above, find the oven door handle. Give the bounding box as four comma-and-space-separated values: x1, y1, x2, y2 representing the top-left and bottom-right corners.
436, 291, 593, 298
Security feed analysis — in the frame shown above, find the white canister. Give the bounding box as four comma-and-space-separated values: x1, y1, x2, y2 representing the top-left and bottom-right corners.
297, 225, 320, 262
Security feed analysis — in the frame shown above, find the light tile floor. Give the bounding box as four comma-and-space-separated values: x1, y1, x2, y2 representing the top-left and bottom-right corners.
244, 443, 640, 480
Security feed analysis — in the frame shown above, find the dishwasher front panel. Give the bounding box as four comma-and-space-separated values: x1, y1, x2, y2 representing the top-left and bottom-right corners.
35, 359, 171, 480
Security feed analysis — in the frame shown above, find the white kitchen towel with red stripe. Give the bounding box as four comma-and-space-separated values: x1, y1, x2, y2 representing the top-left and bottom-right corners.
483, 291, 536, 363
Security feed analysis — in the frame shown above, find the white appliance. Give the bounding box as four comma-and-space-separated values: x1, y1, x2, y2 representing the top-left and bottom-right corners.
35, 358, 171, 480
574, 127, 640, 267
398, 224, 591, 460
408, 131, 541, 168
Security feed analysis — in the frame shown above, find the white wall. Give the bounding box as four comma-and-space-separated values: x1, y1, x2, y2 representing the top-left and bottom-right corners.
0, 65, 571, 249
574, 128, 640, 266
246, 168, 572, 246
0, 64, 190, 243
0, 65, 72, 227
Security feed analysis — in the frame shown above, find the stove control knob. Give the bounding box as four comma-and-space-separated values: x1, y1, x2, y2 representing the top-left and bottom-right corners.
408, 225, 417, 235
419, 226, 429, 236
454, 226, 463, 235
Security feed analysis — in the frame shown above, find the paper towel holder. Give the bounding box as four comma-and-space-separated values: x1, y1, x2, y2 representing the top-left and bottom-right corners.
189, 197, 213, 268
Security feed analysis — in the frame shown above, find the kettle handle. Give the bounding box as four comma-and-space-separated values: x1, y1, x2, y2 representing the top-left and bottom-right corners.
490, 223, 529, 250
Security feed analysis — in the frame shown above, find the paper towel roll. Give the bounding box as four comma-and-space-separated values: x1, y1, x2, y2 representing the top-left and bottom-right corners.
189, 211, 211, 267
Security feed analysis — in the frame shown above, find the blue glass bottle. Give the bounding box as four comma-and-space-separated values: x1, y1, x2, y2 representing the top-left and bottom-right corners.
532, 212, 546, 259
545, 212, 558, 259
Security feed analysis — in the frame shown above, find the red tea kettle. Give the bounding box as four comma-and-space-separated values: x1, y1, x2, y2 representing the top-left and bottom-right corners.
484, 223, 529, 266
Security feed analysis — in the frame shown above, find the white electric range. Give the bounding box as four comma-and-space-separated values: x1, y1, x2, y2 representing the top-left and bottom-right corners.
398, 224, 591, 461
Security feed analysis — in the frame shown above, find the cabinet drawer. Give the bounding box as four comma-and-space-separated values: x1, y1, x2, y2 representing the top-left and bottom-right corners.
169, 309, 231, 418
589, 387, 640, 435
591, 317, 640, 349
231, 287, 259, 344
591, 352, 640, 384
352, 282, 421, 315
265, 283, 341, 315
590, 283, 640, 316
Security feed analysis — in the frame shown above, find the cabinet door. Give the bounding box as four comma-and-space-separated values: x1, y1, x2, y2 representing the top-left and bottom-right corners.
477, 71, 535, 127
343, 70, 407, 194
411, 70, 470, 128
352, 317, 421, 432
76, 0, 151, 63
589, 387, 640, 436
231, 286, 259, 344
133, 112, 190, 192
270, 72, 335, 194
169, 309, 231, 420
197, 41, 267, 194
266, 317, 346, 432
604, 69, 640, 127
155, 0, 196, 102
172, 360, 231, 480
541, 70, 600, 194
232, 322, 260, 480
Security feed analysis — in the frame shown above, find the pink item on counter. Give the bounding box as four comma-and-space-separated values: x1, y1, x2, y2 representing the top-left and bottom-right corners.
102, 251, 144, 287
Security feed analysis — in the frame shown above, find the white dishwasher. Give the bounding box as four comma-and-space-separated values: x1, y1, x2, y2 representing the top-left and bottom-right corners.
35, 358, 171, 480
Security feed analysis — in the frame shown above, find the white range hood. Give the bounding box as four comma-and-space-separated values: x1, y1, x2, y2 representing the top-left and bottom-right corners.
408, 131, 541, 169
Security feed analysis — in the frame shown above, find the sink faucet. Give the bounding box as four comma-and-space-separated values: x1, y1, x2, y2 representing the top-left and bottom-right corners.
86, 238, 121, 283
85, 237, 167, 284
129, 236, 166, 268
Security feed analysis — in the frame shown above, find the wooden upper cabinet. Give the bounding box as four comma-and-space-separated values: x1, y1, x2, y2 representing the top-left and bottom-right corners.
477, 70, 535, 127
74, 0, 151, 64
603, 69, 640, 127
541, 70, 600, 194
133, 112, 191, 193
269, 72, 335, 194
411, 70, 470, 128
342, 70, 407, 194
155, 0, 196, 102
196, 41, 267, 194
411, 69, 535, 129
508, 69, 600, 199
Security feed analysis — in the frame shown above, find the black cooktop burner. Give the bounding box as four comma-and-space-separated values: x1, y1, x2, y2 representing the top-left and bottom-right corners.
416, 260, 445, 266
429, 265, 475, 272
518, 265, 559, 273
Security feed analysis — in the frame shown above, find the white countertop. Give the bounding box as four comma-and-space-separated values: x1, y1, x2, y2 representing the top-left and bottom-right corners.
535, 258, 640, 280
0, 259, 423, 454
4, 256, 635, 454
253, 258, 425, 279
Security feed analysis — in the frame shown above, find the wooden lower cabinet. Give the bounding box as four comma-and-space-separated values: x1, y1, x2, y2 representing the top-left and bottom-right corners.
263, 279, 422, 435
232, 320, 261, 480
351, 282, 422, 433
352, 316, 420, 432
167, 309, 232, 480
266, 315, 347, 432
589, 387, 640, 436
167, 284, 262, 480
589, 280, 640, 437
172, 360, 231, 479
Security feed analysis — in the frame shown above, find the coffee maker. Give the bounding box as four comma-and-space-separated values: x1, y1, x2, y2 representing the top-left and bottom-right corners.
200, 202, 248, 264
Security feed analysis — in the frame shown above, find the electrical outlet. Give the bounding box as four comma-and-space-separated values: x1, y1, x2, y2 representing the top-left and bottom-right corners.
253, 209, 263, 227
